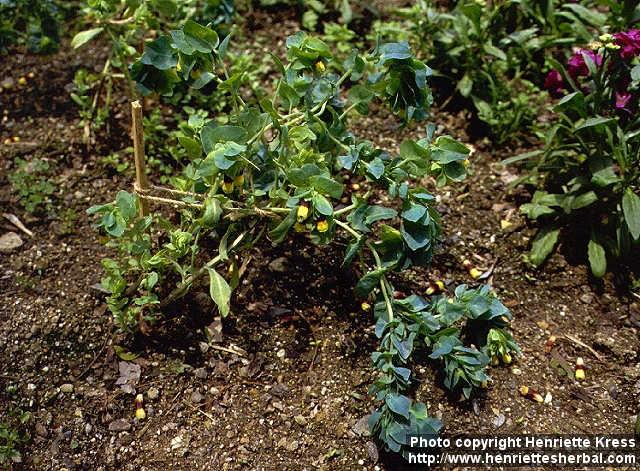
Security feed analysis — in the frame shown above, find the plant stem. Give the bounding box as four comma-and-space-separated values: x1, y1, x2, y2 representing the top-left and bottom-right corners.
367, 242, 394, 322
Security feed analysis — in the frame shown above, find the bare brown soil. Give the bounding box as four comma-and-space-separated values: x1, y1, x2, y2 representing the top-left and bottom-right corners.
1, 6, 638, 471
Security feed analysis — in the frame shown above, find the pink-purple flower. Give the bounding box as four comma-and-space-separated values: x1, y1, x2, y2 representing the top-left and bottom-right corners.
544, 70, 564, 96
613, 29, 640, 60
615, 92, 632, 110
567, 49, 602, 79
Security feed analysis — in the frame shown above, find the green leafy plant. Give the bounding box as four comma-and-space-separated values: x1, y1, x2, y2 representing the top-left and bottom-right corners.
0, 0, 61, 53
510, 34, 640, 276
394, 0, 608, 142
89, 24, 518, 458
70, 0, 237, 143
8, 158, 56, 214
0, 407, 30, 465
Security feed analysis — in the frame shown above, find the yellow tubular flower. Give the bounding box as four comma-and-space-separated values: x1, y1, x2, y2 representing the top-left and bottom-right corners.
315, 61, 325, 72
469, 268, 483, 279
222, 178, 234, 194
234, 174, 244, 187
575, 357, 585, 381
317, 219, 329, 233
135, 394, 146, 420
502, 353, 512, 365
297, 204, 309, 223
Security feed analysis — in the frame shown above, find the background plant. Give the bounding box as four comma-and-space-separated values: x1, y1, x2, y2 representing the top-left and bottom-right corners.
391, 0, 618, 143
509, 33, 640, 277
0, 0, 63, 53
8, 157, 56, 215
89, 23, 519, 458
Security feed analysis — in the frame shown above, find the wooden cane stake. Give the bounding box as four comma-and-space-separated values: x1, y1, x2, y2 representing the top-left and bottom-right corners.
131, 101, 149, 216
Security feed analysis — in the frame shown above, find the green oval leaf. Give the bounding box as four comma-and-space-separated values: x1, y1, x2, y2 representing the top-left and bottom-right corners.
207, 268, 231, 317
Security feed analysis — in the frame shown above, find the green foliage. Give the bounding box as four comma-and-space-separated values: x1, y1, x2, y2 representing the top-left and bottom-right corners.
511, 39, 640, 276
89, 24, 518, 459
393, 0, 613, 142
70, 0, 237, 141
369, 284, 515, 454
8, 158, 55, 214
0, 406, 30, 465
0, 0, 61, 53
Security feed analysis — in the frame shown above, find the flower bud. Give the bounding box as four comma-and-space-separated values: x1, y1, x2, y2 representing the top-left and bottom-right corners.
575, 357, 585, 381
502, 353, 512, 365
491, 356, 499, 366
317, 219, 329, 233
426, 280, 445, 295
222, 176, 234, 194
519, 385, 543, 403
135, 394, 146, 420
544, 335, 556, 354
297, 204, 309, 223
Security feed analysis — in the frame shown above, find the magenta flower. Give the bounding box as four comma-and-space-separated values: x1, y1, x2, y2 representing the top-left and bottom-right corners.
567, 49, 602, 79
544, 70, 564, 96
615, 92, 632, 110
614, 29, 640, 60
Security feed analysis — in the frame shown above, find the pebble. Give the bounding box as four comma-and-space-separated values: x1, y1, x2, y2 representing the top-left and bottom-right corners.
353, 415, 371, 437
194, 367, 208, 379
190, 391, 204, 403
268, 257, 288, 272
60, 383, 74, 393
294, 415, 307, 426
108, 419, 131, 432
580, 293, 593, 304
0, 232, 23, 253
147, 387, 159, 400
35, 423, 48, 437
365, 441, 379, 462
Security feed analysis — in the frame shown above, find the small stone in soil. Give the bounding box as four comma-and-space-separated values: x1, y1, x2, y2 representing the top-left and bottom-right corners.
0, 232, 23, 253
60, 383, 74, 393
365, 441, 379, 463
147, 387, 159, 400
268, 257, 288, 272
108, 419, 131, 432
352, 415, 371, 437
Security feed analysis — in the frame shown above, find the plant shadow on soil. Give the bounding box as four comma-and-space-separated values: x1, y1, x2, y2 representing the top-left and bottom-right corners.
126, 234, 373, 370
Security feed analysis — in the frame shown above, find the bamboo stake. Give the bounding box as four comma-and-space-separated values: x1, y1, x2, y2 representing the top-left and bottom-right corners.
131, 101, 149, 217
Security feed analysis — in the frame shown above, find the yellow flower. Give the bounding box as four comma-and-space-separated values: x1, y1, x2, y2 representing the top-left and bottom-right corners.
599, 33, 613, 43
297, 204, 309, 223
233, 174, 244, 187
315, 61, 325, 72
317, 219, 329, 232
469, 267, 483, 279
135, 394, 146, 420
575, 357, 585, 381
221, 178, 234, 194
502, 353, 512, 365
17, 76, 27, 86
361, 302, 371, 311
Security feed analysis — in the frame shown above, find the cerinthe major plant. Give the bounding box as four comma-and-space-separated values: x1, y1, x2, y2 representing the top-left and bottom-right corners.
89, 23, 520, 457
